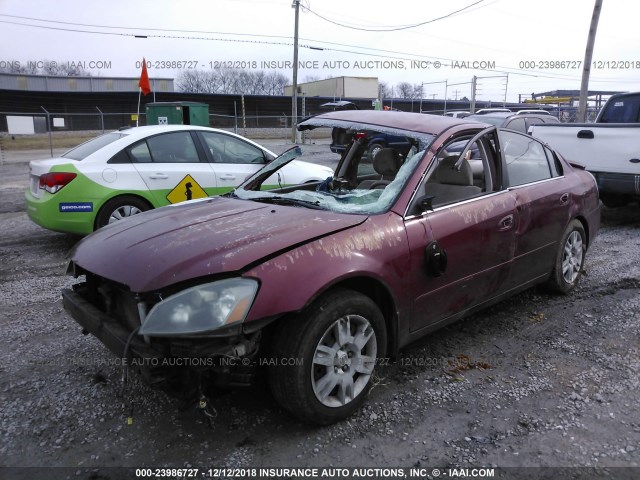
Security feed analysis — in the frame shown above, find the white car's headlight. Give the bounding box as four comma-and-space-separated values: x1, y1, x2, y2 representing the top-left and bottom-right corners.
139, 279, 258, 336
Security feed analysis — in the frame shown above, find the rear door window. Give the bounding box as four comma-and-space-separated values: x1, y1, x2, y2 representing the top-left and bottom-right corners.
145, 132, 201, 163
500, 130, 552, 187
504, 117, 526, 133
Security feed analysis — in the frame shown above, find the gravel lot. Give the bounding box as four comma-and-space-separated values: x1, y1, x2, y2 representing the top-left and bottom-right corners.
1, 139, 639, 479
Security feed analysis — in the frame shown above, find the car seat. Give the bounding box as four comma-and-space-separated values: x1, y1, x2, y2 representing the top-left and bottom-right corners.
357, 148, 403, 189
426, 156, 482, 206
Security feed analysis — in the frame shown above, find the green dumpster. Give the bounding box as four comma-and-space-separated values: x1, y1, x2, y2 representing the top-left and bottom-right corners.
145, 102, 209, 127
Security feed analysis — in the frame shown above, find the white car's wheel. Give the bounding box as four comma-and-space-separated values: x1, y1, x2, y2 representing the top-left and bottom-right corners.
95, 196, 151, 230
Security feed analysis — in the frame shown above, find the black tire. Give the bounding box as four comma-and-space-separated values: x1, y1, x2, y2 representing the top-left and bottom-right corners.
268, 289, 387, 425
94, 195, 151, 230
367, 142, 384, 162
545, 220, 587, 294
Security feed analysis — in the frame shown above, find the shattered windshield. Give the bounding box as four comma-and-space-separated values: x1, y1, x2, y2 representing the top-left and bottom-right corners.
238, 146, 303, 190
235, 143, 428, 215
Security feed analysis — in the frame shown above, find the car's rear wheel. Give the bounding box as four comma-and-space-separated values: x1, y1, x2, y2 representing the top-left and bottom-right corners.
268, 289, 387, 425
545, 220, 586, 293
95, 196, 151, 230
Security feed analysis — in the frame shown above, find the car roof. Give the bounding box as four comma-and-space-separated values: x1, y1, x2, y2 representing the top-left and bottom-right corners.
298, 110, 489, 136
475, 108, 511, 113
320, 100, 357, 108
69, 125, 277, 160
469, 112, 513, 119
467, 112, 554, 120
118, 125, 217, 137
515, 109, 551, 115
606, 91, 640, 101
114, 125, 275, 152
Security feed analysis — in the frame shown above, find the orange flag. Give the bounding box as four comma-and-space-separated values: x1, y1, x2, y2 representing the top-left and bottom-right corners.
138, 58, 151, 96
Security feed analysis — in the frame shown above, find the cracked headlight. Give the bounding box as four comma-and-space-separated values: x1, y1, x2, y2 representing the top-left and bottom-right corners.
139, 278, 258, 336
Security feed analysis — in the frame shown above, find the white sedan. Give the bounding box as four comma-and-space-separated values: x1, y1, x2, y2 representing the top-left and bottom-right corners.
25, 125, 333, 235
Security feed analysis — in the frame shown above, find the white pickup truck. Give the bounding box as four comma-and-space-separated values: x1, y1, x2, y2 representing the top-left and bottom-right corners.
529, 91, 640, 207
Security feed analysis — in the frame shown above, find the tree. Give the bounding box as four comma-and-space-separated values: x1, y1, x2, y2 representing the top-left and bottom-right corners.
176, 68, 289, 95
395, 82, 413, 99
263, 71, 289, 95
175, 70, 219, 93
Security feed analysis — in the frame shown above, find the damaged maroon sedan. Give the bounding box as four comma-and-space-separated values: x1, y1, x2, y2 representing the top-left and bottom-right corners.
62, 111, 600, 425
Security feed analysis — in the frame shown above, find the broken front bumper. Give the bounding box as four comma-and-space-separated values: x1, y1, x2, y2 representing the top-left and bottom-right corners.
61, 286, 258, 388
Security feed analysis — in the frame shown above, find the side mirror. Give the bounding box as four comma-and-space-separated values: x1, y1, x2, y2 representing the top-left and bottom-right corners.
415, 195, 435, 214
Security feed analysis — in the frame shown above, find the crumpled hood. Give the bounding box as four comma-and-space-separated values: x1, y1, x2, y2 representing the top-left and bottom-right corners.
70, 196, 366, 292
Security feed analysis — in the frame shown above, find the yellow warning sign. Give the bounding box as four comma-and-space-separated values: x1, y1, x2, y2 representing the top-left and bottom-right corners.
166, 175, 208, 204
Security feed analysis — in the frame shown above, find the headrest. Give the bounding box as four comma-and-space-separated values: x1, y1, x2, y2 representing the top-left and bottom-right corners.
373, 148, 403, 177
434, 156, 474, 186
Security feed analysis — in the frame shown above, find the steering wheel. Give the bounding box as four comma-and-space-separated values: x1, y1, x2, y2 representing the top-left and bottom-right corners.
368, 180, 390, 190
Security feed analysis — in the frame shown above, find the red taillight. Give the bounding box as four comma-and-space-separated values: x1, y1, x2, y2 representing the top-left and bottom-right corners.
355, 132, 367, 140
39, 172, 77, 194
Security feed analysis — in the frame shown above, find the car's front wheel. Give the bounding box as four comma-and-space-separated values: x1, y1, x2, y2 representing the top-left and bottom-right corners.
95, 195, 151, 230
268, 289, 387, 425
545, 220, 587, 293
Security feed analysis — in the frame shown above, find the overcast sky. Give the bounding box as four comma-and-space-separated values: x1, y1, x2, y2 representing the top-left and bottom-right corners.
1, 0, 637, 102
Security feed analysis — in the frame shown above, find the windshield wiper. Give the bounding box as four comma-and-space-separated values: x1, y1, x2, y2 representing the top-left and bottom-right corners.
249, 196, 323, 209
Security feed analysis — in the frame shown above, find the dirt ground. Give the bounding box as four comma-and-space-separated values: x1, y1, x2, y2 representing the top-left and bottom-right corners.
0, 141, 639, 480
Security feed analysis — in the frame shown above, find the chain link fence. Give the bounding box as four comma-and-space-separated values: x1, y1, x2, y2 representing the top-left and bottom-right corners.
0, 111, 332, 157
0, 106, 600, 159
0, 111, 300, 132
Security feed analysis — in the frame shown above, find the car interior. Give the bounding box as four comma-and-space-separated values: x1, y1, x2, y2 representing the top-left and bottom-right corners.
288, 129, 496, 209
356, 148, 404, 189
418, 132, 500, 209
425, 155, 482, 205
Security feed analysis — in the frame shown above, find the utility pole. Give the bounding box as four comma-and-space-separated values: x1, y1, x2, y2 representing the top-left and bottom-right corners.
291, 0, 300, 143
503, 73, 509, 107
470, 76, 477, 113
578, 0, 603, 122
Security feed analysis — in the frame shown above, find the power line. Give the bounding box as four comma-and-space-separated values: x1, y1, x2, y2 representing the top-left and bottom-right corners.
0, 13, 292, 39
1, 2, 488, 35
0, 19, 297, 47
302, 0, 486, 32
1, 15, 634, 84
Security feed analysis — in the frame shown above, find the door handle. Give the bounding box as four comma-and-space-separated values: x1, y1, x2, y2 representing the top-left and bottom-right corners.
498, 214, 514, 231
577, 130, 594, 139
219, 174, 237, 181
149, 173, 168, 179
559, 192, 570, 205
630, 158, 640, 164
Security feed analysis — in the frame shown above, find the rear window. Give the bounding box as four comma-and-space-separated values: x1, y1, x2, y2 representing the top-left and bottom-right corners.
62, 132, 127, 160
468, 115, 505, 127
599, 95, 640, 123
